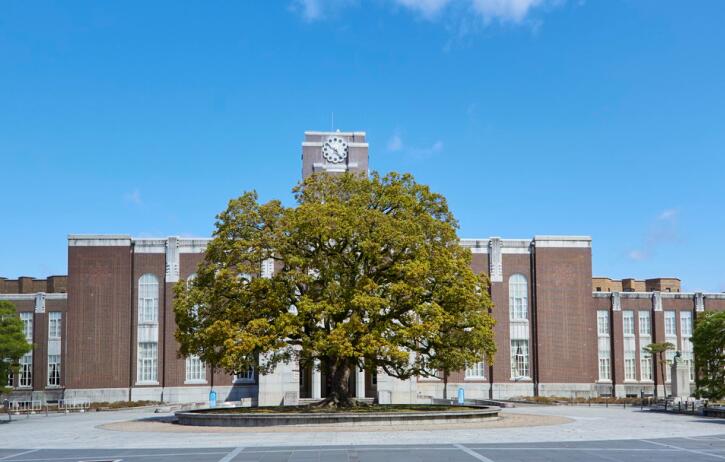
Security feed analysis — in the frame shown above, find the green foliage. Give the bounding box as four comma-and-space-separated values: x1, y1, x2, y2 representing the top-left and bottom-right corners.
174, 172, 496, 405
644, 341, 675, 398
692, 311, 725, 400
0, 301, 32, 394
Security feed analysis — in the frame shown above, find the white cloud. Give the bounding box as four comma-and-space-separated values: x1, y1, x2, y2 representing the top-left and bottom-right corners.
123, 189, 142, 206
627, 250, 647, 262
290, 0, 357, 21
658, 208, 678, 221
627, 208, 681, 262
386, 131, 443, 157
471, 0, 545, 23
395, 0, 554, 24
387, 133, 404, 151
394, 0, 453, 19
291, 0, 558, 25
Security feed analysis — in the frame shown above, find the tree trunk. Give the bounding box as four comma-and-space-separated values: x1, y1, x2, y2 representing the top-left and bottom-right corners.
660, 353, 667, 399
652, 356, 658, 400
443, 371, 449, 400
316, 358, 354, 407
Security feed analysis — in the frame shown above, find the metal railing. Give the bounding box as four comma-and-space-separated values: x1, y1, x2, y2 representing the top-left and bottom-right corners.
58, 399, 90, 412
9, 400, 42, 414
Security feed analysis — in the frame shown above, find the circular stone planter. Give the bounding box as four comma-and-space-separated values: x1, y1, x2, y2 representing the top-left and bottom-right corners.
175, 405, 500, 427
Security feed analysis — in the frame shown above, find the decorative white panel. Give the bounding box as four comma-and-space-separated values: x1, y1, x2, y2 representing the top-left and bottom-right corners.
652, 292, 662, 312
261, 258, 275, 279
695, 293, 704, 312
509, 320, 529, 340
488, 238, 503, 283
34, 293, 46, 313
48, 339, 61, 356
612, 292, 621, 311
137, 325, 159, 343
165, 237, 180, 283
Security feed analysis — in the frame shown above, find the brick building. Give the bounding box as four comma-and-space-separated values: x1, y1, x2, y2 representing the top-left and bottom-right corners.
2, 130, 724, 404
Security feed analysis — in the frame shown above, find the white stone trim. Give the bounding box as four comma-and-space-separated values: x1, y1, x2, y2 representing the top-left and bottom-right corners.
304, 131, 366, 136
133, 238, 166, 254
488, 238, 502, 282
304, 142, 368, 148
502, 247, 530, 254
0, 293, 67, 301
134, 380, 160, 386
34, 293, 45, 313
68, 235, 131, 246
178, 238, 211, 254
533, 236, 592, 248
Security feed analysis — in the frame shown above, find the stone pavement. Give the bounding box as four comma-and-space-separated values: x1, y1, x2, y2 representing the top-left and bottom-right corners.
0, 405, 723, 450
0, 437, 724, 462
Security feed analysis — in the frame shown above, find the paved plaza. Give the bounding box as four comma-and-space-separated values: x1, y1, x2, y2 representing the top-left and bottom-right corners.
0, 405, 724, 461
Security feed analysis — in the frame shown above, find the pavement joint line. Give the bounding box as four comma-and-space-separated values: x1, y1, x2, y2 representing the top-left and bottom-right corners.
464, 447, 677, 452
453, 444, 495, 462
4, 452, 230, 462
0, 450, 39, 461
217, 447, 244, 462
641, 439, 725, 460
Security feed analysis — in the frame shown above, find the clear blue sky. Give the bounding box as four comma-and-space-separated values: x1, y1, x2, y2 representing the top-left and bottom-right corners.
1, 1, 724, 292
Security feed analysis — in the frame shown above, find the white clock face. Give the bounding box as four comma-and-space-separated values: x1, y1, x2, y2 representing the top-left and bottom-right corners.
322, 136, 348, 163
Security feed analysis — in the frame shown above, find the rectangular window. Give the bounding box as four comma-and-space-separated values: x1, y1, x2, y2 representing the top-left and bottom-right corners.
19, 353, 32, 388
139, 297, 157, 324
465, 361, 485, 379
598, 357, 611, 381
20, 312, 33, 341
640, 351, 653, 381
48, 354, 61, 387
623, 311, 634, 336
48, 312, 62, 339
665, 311, 676, 336
638, 311, 651, 336
510, 339, 529, 379
597, 310, 609, 336
624, 336, 637, 381
665, 349, 675, 382
137, 342, 158, 383
597, 337, 611, 381
680, 311, 692, 337
235, 366, 255, 383
185, 356, 206, 383
7, 370, 13, 388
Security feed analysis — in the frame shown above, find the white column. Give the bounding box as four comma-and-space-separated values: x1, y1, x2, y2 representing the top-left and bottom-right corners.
312, 360, 322, 400
356, 366, 365, 398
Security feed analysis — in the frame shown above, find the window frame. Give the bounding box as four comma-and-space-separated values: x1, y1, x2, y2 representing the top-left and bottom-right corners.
47, 354, 61, 387
508, 274, 528, 321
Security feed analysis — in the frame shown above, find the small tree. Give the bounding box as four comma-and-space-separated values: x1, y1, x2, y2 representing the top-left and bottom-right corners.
644, 342, 675, 399
0, 301, 32, 394
692, 311, 725, 400
174, 172, 497, 407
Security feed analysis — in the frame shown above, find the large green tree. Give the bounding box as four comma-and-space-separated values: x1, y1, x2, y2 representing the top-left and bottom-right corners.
175, 172, 496, 406
0, 301, 32, 395
692, 311, 725, 400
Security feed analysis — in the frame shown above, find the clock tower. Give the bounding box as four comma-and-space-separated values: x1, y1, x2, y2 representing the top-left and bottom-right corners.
302, 130, 369, 179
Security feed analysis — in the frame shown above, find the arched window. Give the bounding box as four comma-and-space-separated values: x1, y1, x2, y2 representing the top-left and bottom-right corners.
508, 274, 528, 321
138, 274, 159, 324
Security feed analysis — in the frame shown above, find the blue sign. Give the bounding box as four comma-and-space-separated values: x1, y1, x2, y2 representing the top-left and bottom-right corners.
457, 387, 465, 405
209, 389, 217, 408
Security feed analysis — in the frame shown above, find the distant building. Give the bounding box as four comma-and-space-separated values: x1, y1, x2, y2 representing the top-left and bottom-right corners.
2, 131, 724, 404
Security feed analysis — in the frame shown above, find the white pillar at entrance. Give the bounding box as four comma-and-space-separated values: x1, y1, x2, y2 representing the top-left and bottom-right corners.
356, 366, 365, 398
312, 360, 322, 400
